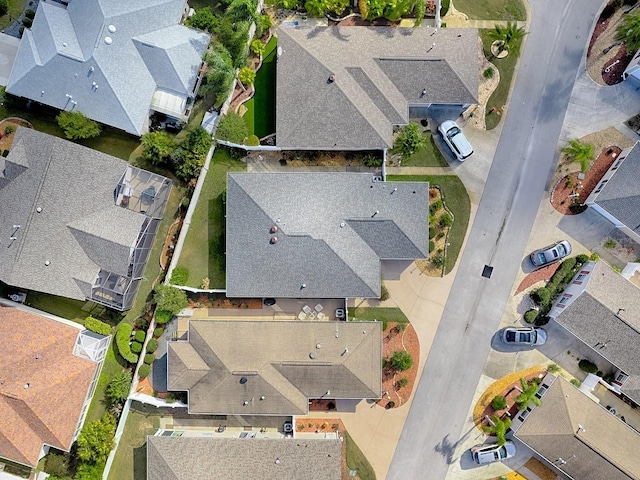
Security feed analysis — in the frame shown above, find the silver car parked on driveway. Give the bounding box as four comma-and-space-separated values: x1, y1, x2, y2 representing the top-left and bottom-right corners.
501, 327, 547, 346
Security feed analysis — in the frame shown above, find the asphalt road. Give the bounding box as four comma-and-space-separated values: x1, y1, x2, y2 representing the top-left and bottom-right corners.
387, 0, 604, 478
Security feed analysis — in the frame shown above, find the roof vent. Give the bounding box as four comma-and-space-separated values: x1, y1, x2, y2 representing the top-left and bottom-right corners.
340, 222, 345, 228
240, 377, 248, 384
36, 207, 42, 213
328, 74, 336, 83
44, 260, 50, 266
309, 352, 317, 359
270, 225, 278, 234
24, 383, 29, 389
104, 36, 113, 45
107, 24, 117, 33
270, 236, 278, 244
275, 458, 281, 465
316, 343, 321, 349
243, 400, 249, 405
62, 42, 67, 47
89, 66, 95, 72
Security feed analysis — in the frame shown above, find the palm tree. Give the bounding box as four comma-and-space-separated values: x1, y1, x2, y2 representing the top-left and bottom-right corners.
561, 139, 594, 173
515, 378, 541, 410
488, 21, 527, 56
616, 11, 640, 54
482, 415, 512, 446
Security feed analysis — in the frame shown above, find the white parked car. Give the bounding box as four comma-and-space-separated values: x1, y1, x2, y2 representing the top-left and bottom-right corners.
438, 120, 473, 161
501, 327, 547, 346
470, 441, 516, 464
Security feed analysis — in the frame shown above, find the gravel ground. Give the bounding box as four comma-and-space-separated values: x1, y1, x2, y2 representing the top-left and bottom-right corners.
586, 8, 631, 86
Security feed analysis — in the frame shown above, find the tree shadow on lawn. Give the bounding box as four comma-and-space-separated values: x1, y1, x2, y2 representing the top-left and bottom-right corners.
207, 193, 226, 288
133, 444, 147, 480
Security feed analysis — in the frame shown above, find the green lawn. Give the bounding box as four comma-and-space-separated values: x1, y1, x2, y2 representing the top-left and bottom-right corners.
402, 132, 448, 167
388, 175, 470, 274
107, 402, 160, 480
348, 307, 409, 324
22, 292, 88, 323
480, 30, 523, 130
453, 0, 525, 20
175, 147, 246, 288
243, 36, 277, 138
85, 342, 128, 424
345, 431, 376, 480
0, 0, 28, 30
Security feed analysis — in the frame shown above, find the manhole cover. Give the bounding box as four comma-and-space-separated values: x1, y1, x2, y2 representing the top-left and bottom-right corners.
482, 265, 493, 278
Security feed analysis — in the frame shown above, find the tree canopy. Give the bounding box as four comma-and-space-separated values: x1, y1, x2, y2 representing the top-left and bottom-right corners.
106, 370, 133, 404
76, 413, 116, 464
141, 131, 175, 165
617, 10, 640, 54
215, 112, 249, 144
560, 138, 594, 173
488, 21, 526, 55
394, 122, 426, 160
515, 378, 541, 410
482, 415, 511, 446
154, 284, 188, 315
203, 44, 236, 107
57, 111, 101, 140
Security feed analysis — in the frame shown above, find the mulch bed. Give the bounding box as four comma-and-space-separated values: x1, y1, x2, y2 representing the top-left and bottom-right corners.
602, 44, 630, 85
378, 322, 420, 408
515, 263, 560, 295
187, 294, 262, 309
0, 118, 33, 152
479, 371, 546, 431
550, 146, 622, 215
588, 15, 610, 57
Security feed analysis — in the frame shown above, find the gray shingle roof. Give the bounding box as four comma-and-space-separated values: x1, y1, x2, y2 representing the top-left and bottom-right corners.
225, 173, 428, 298
0, 127, 167, 303
6, 0, 210, 135
147, 437, 342, 480
276, 26, 479, 150
167, 320, 382, 415
591, 143, 640, 237
514, 376, 640, 480
555, 261, 640, 403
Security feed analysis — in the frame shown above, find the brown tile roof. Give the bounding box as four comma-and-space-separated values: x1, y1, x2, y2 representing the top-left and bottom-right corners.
168, 320, 382, 415
0, 305, 97, 466
147, 437, 342, 480
514, 376, 640, 479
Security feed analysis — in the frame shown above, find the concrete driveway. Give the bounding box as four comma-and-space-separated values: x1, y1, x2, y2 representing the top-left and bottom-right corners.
0, 33, 18, 87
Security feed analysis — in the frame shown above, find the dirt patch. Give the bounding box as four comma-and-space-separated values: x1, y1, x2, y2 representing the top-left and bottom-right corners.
0, 118, 33, 152
515, 263, 560, 295
378, 322, 420, 408
523, 457, 559, 480
550, 146, 622, 215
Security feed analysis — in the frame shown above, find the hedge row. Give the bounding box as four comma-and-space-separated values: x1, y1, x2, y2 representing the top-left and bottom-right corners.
84, 316, 112, 336
115, 323, 139, 364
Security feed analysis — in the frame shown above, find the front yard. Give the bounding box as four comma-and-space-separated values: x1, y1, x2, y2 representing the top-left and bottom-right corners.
174, 147, 246, 289
453, 0, 526, 21
397, 131, 448, 167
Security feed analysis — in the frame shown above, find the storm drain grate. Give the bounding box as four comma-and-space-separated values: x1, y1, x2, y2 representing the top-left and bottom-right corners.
482, 265, 493, 278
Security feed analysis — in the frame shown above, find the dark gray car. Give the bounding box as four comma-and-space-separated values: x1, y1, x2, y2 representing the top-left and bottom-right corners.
530, 240, 572, 267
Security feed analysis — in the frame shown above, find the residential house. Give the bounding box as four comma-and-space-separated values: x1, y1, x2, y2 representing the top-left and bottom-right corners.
548, 261, 640, 405
147, 435, 341, 479
6, 0, 210, 135
0, 127, 172, 311
226, 172, 428, 299
0, 300, 110, 468
585, 142, 640, 245
167, 319, 381, 415
276, 26, 478, 150
511, 374, 640, 480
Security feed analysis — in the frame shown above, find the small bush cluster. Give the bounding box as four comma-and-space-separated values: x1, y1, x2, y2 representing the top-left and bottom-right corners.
115, 323, 138, 364
4, 124, 15, 135
390, 350, 413, 372
396, 377, 409, 388
134, 330, 146, 343
153, 326, 165, 338
429, 199, 443, 216
138, 364, 151, 378
429, 226, 436, 239
579, 359, 598, 374
170, 267, 189, 286
144, 353, 155, 365
131, 342, 143, 354
84, 316, 112, 336
483, 67, 494, 79
146, 339, 159, 353
155, 309, 173, 324
429, 240, 435, 252
491, 395, 507, 410
439, 213, 453, 227
524, 309, 539, 324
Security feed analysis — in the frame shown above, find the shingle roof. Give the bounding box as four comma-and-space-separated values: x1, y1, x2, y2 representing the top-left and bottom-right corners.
0, 305, 97, 467
0, 127, 168, 304
147, 437, 342, 480
6, 0, 210, 135
167, 320, 382, 415
225, 173, 428, 298
276, 26, 479, 150
555, 261, 640, 403
514, 376, 640, 480
591, 143, 640, 237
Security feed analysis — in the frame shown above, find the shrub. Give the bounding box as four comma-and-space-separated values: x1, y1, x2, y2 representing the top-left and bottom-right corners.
380, 283, 390, 301
250, 39, 265, 56
575, 253, 589, 264
439, 213, 453, 227
153, 327, 165, 338
24, 8, 35, 18
260, 14, 272, 32
44, 452, 70, 477
238, 66, 256, 86
146, 338, 159, 353
429, 240, 435, 252
138, 364, 151, 378
74, 461, 104, 480
570, 378, 581, 387
604, 238, 617, 249
612, 265, 622, 273
390, 350, 413, 371
524, 309, 539, 324
22, 17, 33, 28
386, 401, 396, 409
362, 153, 382, 167
531, 287, 551, 306
215, 112, 248, 144
429, 226, 436, 239
77, 413, 116, 464
483, 67, 494, 79
115, 323, 138, 364
144, 353, 155, 365
134, 330, 146, 343
547, 363, 561, 374
170, 267, 189, 286
245, 134, 260, 146
429, 199, 443, 215
590, 252, 600, 261
394, 122, 426, 160
57, 110, 101, 140
534, 315, 550, 326
84, 316, 112, 336
579, 359, 598, 374
131, 342, 143, 354
154, 284, 188, 315
491, 395, 507, 410
397, 377, 409, 388
4, 124, 14, 135
106, 370, 132, 403
155, 309, 174, 324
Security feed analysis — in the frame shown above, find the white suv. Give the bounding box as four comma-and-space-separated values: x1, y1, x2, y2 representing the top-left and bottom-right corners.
438, 120, 473, 161
470, 441, 516, 464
